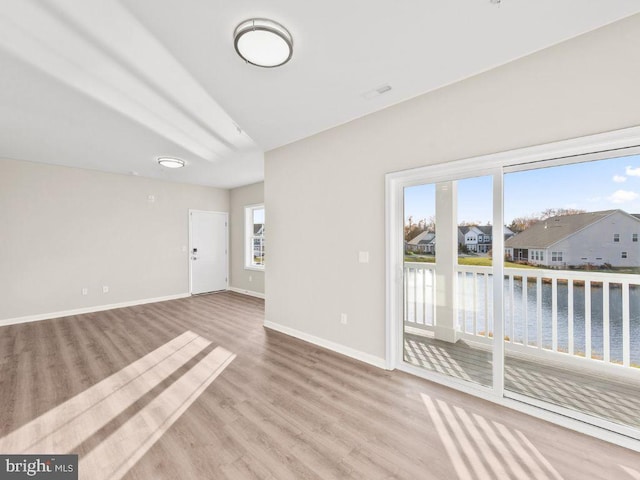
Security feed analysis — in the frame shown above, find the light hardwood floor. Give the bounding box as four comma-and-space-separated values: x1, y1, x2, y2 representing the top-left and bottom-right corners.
1, 292, 639, 479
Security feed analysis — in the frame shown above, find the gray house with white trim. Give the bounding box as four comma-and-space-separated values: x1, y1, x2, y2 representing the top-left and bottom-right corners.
504, 210, 640, 267
406, 231, 436, 253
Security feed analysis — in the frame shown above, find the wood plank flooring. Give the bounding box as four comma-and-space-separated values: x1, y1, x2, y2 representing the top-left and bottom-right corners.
0, 292, 638, 479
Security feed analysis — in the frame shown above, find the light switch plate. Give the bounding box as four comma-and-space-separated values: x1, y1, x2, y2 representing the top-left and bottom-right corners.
358, 251, 369, 263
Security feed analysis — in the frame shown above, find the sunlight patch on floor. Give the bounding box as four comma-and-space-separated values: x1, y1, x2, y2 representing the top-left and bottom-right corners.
0, 330, 235, 480
0, 331, 208, 453
421, 393, 563, 480
79, 346, 235, 480
620, 464, 640, 479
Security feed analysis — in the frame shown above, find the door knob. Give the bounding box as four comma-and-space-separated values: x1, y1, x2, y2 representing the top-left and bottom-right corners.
191, 256, 198, 260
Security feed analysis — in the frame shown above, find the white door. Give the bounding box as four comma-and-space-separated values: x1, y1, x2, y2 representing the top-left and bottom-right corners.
189, 210, 228, 294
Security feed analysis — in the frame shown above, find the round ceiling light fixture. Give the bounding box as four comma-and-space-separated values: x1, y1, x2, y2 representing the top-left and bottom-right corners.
157, 157, 185, 168
234, 18, 293, 68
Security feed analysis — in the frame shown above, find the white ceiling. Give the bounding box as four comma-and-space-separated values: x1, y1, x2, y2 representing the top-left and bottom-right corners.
1, 1, 639, 188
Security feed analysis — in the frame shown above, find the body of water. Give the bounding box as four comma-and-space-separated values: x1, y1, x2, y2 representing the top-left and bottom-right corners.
458, 274, 640, 366
404, 268, 640, 366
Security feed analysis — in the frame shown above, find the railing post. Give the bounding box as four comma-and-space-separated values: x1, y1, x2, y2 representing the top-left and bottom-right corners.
552, 277, 558, 352
585, 280, 592, 360
422, 268, 427, 326
509, 274, 514, 344
523, 275, 528, 347
472, 272, 477, 335
415, 267, 419, 325
536, 276, 542, 349
433, 181, 459, 343
603, 281, 610, 364
404, 267, 409, 324
568, 280, 574, 356
623, 282, 630, 367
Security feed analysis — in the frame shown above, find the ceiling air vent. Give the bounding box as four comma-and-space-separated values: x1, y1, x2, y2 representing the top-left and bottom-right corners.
362, 84, 392, 100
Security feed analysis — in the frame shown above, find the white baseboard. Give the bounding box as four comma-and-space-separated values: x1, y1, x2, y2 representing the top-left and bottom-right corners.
228, 287, 265, 299
263, 320, 387, 370
0, 293, 190, 327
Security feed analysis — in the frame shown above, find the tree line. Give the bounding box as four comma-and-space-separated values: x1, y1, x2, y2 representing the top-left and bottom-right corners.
405, 208, 585, 241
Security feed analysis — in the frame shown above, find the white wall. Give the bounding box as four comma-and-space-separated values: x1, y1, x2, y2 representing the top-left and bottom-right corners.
265, 14, 640, 362
0, 158, 228, 321
229, 182, 265, 296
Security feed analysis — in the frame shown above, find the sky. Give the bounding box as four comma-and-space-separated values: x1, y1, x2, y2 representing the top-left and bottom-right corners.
404, 153, 640, 225
253, 207, 265, 224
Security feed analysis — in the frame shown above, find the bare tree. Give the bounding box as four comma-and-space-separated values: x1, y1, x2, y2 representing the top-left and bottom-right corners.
540, 208, 586, 220
509, 208, 587, 233
509, 215, 540, 233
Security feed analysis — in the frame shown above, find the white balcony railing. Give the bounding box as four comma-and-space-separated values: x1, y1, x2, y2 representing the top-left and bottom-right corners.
404, 262, 436, 330
404, 262, 640, 370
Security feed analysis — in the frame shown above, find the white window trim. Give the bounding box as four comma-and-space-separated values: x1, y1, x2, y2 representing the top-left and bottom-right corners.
244, 203, 265, 271
386, 125, 640, 452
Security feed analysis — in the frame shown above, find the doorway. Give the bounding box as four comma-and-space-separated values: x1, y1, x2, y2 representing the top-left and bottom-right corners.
189, 210, 228, 295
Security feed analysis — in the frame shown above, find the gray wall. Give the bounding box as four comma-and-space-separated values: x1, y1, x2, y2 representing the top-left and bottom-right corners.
0, 158, 228, 321
265, 14, 640, 361
229, 182, 265, 295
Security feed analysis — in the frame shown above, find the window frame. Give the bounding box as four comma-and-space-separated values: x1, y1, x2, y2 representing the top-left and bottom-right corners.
244, 204, 265, 271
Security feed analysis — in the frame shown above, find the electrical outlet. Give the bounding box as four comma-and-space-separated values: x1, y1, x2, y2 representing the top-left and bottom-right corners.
249, 275, 253, 282
340, 313, 348, 325
103, 286, 109, 294
82, 288, 88, 296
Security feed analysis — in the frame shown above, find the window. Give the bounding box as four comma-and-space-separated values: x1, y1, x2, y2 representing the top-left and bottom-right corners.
245, 205, 265, 269
633, 234, 638, 242
540, 251, 544, 261
551, 251, 563, 262
622, 251, 628, 259
614, 233, 620, 242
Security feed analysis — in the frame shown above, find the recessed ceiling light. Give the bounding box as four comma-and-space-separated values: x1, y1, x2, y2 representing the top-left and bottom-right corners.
234, 19, 293, 68
157, 157, 185, 168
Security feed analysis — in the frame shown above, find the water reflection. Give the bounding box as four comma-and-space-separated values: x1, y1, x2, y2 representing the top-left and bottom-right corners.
457, 273, 640, 365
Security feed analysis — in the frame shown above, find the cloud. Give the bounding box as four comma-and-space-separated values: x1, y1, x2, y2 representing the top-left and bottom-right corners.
625, 166, 640, 177
608, 190, 639, 204
613, 175, 627, 183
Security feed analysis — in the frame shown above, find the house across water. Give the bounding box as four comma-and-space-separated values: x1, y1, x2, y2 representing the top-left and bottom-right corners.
505, 209, 640, 268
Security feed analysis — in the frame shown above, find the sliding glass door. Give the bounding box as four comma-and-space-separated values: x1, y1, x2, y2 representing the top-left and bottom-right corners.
391, 144, 640, 440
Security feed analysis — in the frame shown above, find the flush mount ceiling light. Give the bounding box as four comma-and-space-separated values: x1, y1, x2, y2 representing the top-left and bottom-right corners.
157, 157, 185, 168
234, 18, 293, 68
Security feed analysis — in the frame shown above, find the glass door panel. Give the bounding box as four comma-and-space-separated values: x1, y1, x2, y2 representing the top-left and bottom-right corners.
403, 176, 495, 388
503, 154, 640, 436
